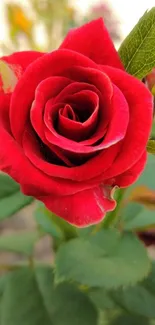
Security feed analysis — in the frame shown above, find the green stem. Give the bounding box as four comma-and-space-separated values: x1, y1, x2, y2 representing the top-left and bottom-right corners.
28, 256, 34, 269
102, 188, 126, 229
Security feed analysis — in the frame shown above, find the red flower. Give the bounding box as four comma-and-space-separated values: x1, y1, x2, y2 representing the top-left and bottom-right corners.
0, 19, 153, 226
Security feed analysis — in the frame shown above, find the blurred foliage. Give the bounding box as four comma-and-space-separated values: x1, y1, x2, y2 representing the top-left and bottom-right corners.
119, 155, 155, 245
7, 4, 33, 42
0, 0, 121, 54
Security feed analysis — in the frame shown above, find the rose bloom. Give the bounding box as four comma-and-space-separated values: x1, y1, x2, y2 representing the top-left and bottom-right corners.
0, 19, 153, 226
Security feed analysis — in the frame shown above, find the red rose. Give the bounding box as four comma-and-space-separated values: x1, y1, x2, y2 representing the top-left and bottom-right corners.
0, 19, 153, 226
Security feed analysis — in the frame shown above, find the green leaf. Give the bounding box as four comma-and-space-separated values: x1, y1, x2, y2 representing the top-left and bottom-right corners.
0, 174, 33, 220
98, 310, 148, 325
55, 229, 150, 289
0, 275, 8, 324
0, 174, 19, 199
110, 313, 149, 325
0, 275, 7, 298
35, 203, 64, 240
122, 202, 143, 222
123, 203, 155, 231
0, 191, 33, 220
119, 8, 155, 79
0, 232, 39, 256
108, 263, 155, 319
147, 140, 155, 154
125, 154, 155, 194
111, 263, 155, 318
112, 286, 155, 318
0, 275, 7, 325
98, 310, 121, 325
0, 267, 98, 325
143, 261, 155, 290
89, 288, 116, 310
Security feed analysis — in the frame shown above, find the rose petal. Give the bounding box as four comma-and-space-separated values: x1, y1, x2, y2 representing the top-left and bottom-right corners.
2, 51, 44, 71
0, 93, 11, 132
42, 68, 116, 153
45, 90, 99, 142
55, 66, 114, 145
44, 82, 129, 153
30, 76, 71, 142
60, 18, 124, 69
39, 185, 116, 227
0, 51, 44, 123
98, 84, 129, 149
21, 123, 120, 181
100, 66, 153, 179
10, 50, 98, 144
22, 125, 75, 167
112, 151, 147, 187
61, 104, 78, 120
42, 80, 108, 149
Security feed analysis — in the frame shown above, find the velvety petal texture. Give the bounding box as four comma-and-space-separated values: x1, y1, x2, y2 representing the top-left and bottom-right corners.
60, 18, 124, 69
0, 19, 153, 227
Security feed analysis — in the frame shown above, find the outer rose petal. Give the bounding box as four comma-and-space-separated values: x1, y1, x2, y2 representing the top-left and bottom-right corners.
101, 66, 153, 179
1, 51, 44, 71
39, 185, 116, 227
113, 151, 147, 187
60, 18, 124, 70
0, 51, 44, 116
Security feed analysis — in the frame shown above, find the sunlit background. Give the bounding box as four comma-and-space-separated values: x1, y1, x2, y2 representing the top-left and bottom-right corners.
0, 0, 155, 56
75, 0, 155, 36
